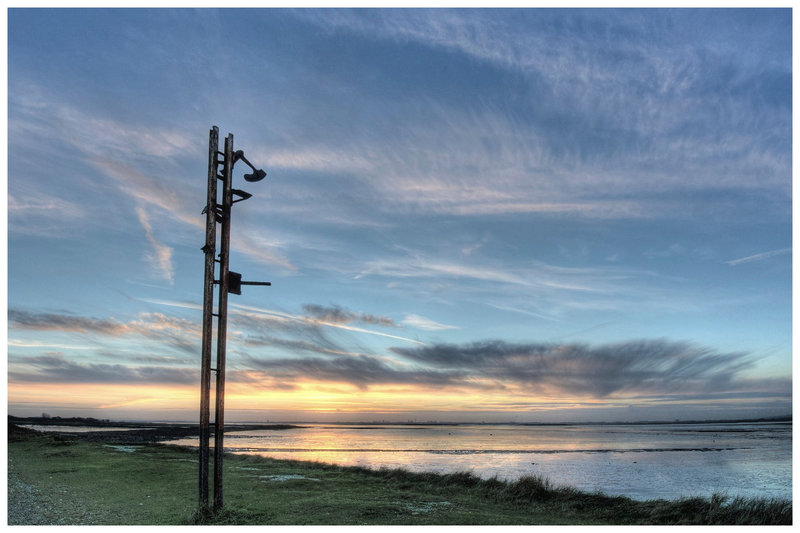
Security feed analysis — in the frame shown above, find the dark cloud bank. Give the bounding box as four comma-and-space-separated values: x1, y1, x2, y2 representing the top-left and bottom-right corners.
302, 304, 395, 327
8, 309, 198, 353
244, 353, 465, 391
244, 338, 782, 400
9, 308, 787, 404
390, 339, 757, 397
9, 353, 197, 385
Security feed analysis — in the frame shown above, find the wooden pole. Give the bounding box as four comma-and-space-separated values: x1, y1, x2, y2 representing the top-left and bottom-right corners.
199, 127, 267, 514
199, 126, 219, 510
213, 132, 234, 512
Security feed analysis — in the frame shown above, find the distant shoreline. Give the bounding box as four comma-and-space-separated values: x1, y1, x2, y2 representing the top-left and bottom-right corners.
8, 416, 301, 444
8, 414, 791, 448
8, 413, 791, 429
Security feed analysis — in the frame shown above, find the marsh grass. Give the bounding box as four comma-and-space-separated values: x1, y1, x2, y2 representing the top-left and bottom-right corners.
647, 492, 793, 525
7, 430, 791, 525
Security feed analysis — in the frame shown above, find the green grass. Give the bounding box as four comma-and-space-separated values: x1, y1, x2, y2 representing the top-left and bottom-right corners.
7, 430, 792, 525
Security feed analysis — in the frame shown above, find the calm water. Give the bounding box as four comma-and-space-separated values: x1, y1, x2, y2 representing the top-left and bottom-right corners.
166, 421, 791, 501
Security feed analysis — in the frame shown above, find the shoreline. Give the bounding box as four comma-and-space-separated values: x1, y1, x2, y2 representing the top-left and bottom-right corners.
10, 416, 792, 503
7, 421, 792, 525
8, 415, 300, 444
8, 414, 791, 445
10, 413, 791, 428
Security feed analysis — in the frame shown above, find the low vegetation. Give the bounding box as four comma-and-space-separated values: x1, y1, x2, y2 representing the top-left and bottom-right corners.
8, 427, 791, 525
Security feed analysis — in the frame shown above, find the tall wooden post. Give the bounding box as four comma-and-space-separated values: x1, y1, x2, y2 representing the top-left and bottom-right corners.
199, 126, 219, 510
213, 133, 234, 512
198, 127, 268, 515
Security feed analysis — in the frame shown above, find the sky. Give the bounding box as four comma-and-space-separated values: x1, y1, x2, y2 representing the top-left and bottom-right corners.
6, 7, 793, 423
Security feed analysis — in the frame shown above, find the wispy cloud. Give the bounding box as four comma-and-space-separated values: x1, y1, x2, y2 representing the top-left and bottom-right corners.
233, 231, 297, 272
135, 207, 174, 283
281, 9, 790, 221
8, 339, 95, 350
88, 155, 199, 229
10, 310, 134, 335
10, 87, 196, 162
254, 103, 653, 220
357, 257, 530, 287
7, 192, 87, 237
263, 147, 373, 174
726, 248, 791, 266
231, 303, 426, 346
8, 310, 199, 353
401, 314, 459, 331
138, 298, 202, 311
9, 88, 294, 272
9, 353, 197, 384
8, 193, 84, 218
352, 249, 677, 322
303, 304, 395, 327
357, 253, 636, 294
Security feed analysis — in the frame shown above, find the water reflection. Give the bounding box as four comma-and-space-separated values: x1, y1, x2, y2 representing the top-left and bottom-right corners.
164, 422, 791, 501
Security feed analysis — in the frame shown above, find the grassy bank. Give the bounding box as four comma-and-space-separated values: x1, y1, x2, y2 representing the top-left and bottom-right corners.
7, 428, 791, 525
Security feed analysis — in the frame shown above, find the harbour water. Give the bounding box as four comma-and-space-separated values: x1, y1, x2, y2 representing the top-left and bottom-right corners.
164, 420, 792, 501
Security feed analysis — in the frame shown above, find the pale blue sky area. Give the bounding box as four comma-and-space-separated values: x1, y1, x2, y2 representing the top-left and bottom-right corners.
7, 8, 792, 422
